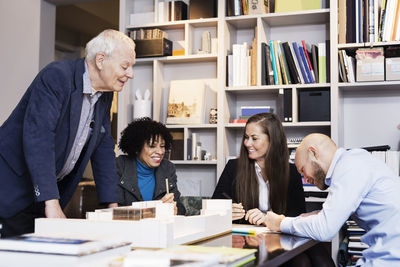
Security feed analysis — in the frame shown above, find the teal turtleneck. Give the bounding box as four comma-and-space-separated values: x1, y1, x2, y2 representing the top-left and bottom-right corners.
136, 157, 155, 201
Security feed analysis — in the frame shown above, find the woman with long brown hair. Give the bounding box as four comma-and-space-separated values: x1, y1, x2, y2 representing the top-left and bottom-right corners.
212, 113, 305, 224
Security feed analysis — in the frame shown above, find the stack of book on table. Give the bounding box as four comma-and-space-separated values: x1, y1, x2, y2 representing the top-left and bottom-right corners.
117, 245, 257, 267
0, 233, 131, 267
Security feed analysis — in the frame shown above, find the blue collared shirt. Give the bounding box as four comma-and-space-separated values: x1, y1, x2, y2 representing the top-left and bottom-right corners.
56, 62, 102, 180
281, 148, 400, 266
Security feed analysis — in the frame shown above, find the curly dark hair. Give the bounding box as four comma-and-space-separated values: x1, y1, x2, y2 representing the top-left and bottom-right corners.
118, 117, 172, 157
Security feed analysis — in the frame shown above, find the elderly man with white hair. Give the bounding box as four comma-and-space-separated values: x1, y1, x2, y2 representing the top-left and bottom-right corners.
0, 29, 136, 237
265, 133, 400, 266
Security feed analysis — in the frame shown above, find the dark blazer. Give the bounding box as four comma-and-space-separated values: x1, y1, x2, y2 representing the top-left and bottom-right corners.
0, 58, 118, 218
116, 155, 186, 215
212, 159, 305, 217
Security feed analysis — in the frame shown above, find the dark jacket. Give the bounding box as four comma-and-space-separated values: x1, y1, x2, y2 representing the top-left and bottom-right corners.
212, 159, 305, 217
0, 58, 118, 218
116, 155, 186, 215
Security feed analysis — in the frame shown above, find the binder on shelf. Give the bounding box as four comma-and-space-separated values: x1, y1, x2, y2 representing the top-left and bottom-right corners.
283, 89, 292, 122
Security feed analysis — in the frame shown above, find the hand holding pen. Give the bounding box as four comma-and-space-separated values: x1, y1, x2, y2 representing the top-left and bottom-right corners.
162, 178, 177, 215
232, 203, 246, 220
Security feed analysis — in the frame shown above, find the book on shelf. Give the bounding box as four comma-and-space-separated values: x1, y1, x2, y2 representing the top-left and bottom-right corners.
231, 42, 252, 86
270, 40, 279, 85
261, 42, 267, 85
273, 41, 283, 85
282, 42, 301, 84
275, 0, 321, 13
318, 42, 326, 83
166, 79, 217, 124
170, 131, 184, 160
299, 46, 313, 84
301, 40, 316, 83
241, 106, 273, 116
311, 44, 319, 83
292, 42, 310, 83
339, 0, 400, 43
189, 0, 217, 19
228, 0, 271, 16
278, 41, 292, 84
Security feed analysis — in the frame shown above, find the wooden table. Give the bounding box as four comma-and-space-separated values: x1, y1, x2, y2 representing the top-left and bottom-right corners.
192, 232, 319, 267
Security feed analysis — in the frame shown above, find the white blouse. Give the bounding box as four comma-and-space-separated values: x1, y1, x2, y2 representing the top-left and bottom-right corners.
255, 162, 270, 213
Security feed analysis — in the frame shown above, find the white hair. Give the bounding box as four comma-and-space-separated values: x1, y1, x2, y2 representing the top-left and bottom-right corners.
85, 29, 135, 61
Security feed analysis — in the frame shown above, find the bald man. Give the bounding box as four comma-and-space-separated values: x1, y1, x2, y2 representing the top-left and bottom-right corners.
264, 134, 400, 266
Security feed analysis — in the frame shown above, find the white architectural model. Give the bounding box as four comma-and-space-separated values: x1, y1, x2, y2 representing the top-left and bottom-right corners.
35, 199, 232, 248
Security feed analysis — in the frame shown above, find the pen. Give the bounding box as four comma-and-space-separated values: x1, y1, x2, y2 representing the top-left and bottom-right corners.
232, 230, 256, 236
165, 178, 169, 194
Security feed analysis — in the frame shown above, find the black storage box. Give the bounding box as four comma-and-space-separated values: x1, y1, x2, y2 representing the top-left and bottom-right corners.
298, 89, 330, 121
134, 38, 172, 58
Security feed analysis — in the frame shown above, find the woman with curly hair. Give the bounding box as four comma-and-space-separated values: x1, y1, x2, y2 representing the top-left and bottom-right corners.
117, 117, 185, 215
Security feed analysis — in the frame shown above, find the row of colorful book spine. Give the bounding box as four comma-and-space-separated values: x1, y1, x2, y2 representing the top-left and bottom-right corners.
261, 40, 328, 86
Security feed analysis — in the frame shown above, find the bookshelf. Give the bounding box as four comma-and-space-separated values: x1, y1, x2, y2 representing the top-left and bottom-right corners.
118, 0, 335, 198
118, 0, 400, 198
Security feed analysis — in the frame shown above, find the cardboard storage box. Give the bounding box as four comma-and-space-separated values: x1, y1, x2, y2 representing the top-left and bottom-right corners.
386, 57, 400, 81
356, 48, 384, 82
135, 38, 172, 58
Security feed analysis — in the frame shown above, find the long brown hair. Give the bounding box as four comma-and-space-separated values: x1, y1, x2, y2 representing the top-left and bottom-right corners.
235, 113, 289, 214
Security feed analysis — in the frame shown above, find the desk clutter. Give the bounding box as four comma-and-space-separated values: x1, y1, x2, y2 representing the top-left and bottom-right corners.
0, 199, 286, 267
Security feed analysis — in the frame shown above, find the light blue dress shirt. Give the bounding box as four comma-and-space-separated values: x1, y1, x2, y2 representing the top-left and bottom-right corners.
281, 148, 400, 266
57, 62, 102, 180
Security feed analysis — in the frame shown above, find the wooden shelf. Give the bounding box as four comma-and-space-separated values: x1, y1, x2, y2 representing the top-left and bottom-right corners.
339, 81, 400, 91
338, 41, 400, 49
225, 121, 330, 128
127, 18, 218, 30
166, 124, 218, 129
225, 83, 331, 93
136, 54, 218, 63
171, 160, 217, 165
225, 9, 330, 28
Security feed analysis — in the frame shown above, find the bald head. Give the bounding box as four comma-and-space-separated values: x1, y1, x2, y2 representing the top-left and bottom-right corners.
295, 134, 337, 190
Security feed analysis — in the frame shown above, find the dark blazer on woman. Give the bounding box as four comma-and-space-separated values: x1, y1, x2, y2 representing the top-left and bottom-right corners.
116, 155, 186, 215
212, 159, 305, 217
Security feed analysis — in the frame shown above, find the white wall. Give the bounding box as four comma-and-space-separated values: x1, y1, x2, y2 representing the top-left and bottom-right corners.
0, 0, 55, 124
